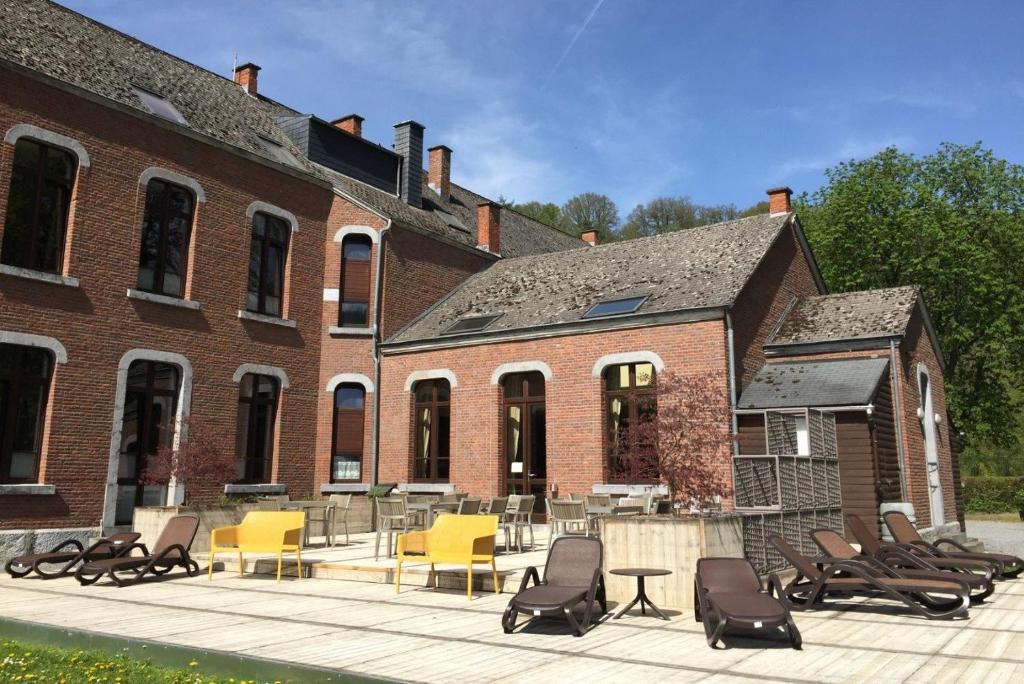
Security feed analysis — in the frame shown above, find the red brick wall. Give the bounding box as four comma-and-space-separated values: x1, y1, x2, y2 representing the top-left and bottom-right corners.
378, 320, 734, 503
380, 227, 490, 339
0, 67, 330, 529
730, 221, 822, 393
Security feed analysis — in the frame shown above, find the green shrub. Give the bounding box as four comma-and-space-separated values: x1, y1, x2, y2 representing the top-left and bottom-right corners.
963, 476, 1024, 513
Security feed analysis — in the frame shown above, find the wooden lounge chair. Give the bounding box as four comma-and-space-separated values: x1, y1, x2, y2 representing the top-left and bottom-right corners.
883, 511, 1023, 579
502, 536, 606, 636
694, 557, 801, 649
5, 532, 140, 579
75, 514, 200, 587
770, 536, 971, 619
810, 528, 994, 602
845, 514, 996, 582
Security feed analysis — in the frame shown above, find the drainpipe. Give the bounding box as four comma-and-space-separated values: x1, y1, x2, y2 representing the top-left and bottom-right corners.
890, 339, 909, 501
369, 219, 392, 486
725, 312, 739, 453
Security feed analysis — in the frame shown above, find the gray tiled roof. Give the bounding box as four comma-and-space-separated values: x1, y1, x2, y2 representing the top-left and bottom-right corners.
738, 358, 890, 409
389, 212, 792, 343
767, 286, 919, 346
4, 1, 582, 260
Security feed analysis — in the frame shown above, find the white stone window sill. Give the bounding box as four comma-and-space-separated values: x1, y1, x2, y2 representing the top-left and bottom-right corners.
127, 288, 201, 310
328, 325, 375, 337
0, 484, 56, 495
223, 483, 287, 495
321, 483, 370, 493
0, 264, 79, 288
237, 310, 297, 328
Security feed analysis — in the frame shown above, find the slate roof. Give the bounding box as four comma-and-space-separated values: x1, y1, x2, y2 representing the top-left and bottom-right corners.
3, 1, 582, 260
767, 286, 920, 346
738, 358, 890, 409
389, 212, 792, 343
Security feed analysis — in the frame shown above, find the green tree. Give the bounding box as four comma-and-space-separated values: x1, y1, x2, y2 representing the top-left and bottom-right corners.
510, 201, 568, 233
797, 143, 1024, 456
561, 192, 619, 236
741, 200, 770, 217
618, 196, 740, 240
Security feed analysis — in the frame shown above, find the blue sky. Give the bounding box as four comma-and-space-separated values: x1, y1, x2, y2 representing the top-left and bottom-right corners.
65, 1, 1024, 215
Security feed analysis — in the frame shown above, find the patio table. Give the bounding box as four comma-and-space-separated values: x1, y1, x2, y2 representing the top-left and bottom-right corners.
407, 501, 460, 526
610, 567, 672, 620
586, 505, 644, 518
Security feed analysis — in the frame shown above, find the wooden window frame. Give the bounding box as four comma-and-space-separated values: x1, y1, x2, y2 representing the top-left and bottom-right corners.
1, 138, 76, 273
237, 373, 279, 484
603, 362, 658, 483
247, 212, 290, 317
501, 372, 546, 494
331, 383, 365, 483
137, 178, 195, 298
413, 379, 450, 483
0, 344, 54, 484
338, 235, 372, 327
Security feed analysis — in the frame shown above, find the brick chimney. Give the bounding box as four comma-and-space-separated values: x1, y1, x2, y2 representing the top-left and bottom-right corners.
331, 114, 364, 138
394, 120, 425, 207
428, 145, 452, 201
581, 229, 599, 246
477, 201, 501, 254
767, 186, 793, 215
233, 62, 260, 96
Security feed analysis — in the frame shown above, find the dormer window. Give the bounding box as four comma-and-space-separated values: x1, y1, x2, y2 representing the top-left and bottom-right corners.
132, 86, 188, 126
582, 296, 648, 319
442, 314, 502, 335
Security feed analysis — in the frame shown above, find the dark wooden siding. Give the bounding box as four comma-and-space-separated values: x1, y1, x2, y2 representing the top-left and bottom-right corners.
871, 372, 902, 503
836, 411, 880, 540
737, 413, 767, 454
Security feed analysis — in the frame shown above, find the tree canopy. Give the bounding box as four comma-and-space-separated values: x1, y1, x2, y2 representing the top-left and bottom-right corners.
619, 197, 741, 240
796, 143, 1024, 464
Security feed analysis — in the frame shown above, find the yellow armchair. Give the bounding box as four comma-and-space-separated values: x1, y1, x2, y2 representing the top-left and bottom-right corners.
209, 511, 305, 582
396, 513, 499, 599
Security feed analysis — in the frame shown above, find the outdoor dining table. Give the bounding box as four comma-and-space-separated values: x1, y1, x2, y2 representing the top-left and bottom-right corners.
585, 505, 644, 517
407, 501, 460, 526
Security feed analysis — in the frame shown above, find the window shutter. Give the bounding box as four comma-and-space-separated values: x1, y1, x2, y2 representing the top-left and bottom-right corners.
341, 259, 371, 303
334, 408, 364, 455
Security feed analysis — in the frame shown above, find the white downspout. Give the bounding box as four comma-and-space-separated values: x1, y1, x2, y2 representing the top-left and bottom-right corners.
369, 219, 392, 486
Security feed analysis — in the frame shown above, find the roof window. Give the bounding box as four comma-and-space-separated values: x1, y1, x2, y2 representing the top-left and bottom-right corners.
441, 314, 502, 335
582, 296, 648, 319
132, 86, 188, 125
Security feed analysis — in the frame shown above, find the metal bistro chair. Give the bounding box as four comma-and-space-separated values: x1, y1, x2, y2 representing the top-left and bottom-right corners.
505, 494, 536, 553
618, 496, 646, 512
375, 498, 425, 560
328, 494, 353, 546
300, 501, 334, 548
549, 499, 593, 537
457, 498, 482, 515
583, 494, 611, 508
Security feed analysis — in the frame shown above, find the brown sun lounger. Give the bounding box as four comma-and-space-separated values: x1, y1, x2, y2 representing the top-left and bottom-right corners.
502, 536, 606, 636
75, 514, 200, 587
810, 528, 993, 602
845, 514, 996, 581
770, 536, 970, 619
5, 532, 140, 579
695, 557, 801, 649
883, 511, 1023, 579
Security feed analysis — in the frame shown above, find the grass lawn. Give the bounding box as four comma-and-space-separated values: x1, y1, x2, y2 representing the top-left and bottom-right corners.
0, 638, 263, 684
966, 512, 1022, 522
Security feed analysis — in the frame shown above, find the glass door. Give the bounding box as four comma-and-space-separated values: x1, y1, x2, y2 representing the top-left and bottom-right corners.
503, 372, 546, 516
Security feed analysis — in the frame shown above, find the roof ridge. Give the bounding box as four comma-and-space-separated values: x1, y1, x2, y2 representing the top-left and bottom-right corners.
445, 180, 584, 245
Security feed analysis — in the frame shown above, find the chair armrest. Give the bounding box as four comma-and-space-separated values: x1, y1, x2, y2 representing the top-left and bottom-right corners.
48, 539, 85, 554
282, 527, 303, 547
116, 542, 151, 558
933, 537, 971, 552
210, 526, 240, 547
878, 546, 939, 570
518, 566, 541, 594
398, 531, 429, 555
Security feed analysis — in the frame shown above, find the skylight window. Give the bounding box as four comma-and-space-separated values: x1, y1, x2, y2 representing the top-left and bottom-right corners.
132, 86, 188, 125
441, 314, 502, 335
582, 296, 648, 319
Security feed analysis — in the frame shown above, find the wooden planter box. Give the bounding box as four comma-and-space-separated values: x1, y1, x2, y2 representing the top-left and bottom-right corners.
598, 513, 744, 612
133, 504, 258, 553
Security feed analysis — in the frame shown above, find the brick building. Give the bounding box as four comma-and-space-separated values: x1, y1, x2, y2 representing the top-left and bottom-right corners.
1, 1, 961, 552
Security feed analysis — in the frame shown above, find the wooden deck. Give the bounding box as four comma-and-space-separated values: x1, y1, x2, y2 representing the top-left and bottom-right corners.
2, 541, 1023, 683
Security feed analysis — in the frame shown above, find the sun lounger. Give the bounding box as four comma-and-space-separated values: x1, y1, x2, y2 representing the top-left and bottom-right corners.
695, 557, 801, 649
502, 536, 606, 636
770, 536, 970, 619
883, 511, 1023, 579
810, 527, 993, 602
5, 532, 140, 579
75, 514, 200, 587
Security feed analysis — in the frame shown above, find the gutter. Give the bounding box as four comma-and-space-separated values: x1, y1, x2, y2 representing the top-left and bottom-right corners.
725, 311, 739, 454
890, 339, 909, 500
370, 219, 392, 486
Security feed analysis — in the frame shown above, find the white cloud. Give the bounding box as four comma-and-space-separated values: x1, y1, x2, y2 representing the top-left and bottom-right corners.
775, 135, 916, 177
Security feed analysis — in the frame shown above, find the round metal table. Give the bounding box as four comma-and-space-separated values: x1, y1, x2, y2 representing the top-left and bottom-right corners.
610, 567, 672, 620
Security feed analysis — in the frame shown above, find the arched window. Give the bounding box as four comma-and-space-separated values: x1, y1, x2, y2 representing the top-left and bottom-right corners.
339, 235, 372, 327
603, 362, 657, 481
413, 379, 450, 482
2, 138, 76, 273
0, 344, 54, 483
332, 384, 365, 482
247, 212, 290, 317
116, 360, 180, 525
236, 373, 279, 484
137, 178, 195, 297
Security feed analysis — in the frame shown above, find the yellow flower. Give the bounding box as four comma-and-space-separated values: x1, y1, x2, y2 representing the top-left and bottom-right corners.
189, 660, 198, 668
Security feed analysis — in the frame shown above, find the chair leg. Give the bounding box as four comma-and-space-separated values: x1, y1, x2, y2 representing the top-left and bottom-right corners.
344, 520, 349, 546
374, 527, 382, 560
492, 559, 499, 594
208, 552, 215, 580
502, 603, 518, 634
431, 563, 437, 588
296, 546, 302, 579
564, 605, 584, 636
467, 563, 473, 600
396, 561, 402, 594
276, 551, 283, 583
238, 552, 244, 577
